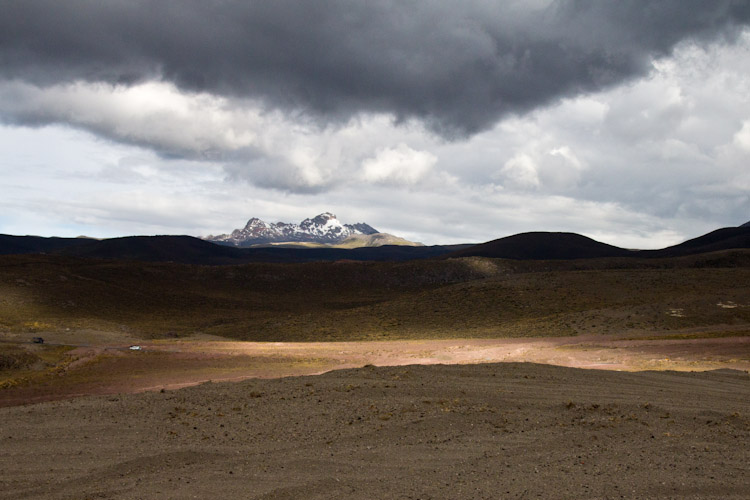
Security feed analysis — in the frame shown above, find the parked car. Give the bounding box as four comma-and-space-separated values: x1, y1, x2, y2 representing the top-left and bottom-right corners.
32, 337, 44, 344
128, 345, 142, 351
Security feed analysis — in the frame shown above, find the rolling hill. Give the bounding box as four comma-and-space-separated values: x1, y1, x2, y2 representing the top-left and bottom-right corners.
442, 231, 633, 260
640, 226, 750, 258
443, 226, 750, 261
0, 234, 93, 255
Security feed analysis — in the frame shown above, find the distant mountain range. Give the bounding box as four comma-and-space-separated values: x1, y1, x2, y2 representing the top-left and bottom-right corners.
205, 212, 384, 247
1, 220, 749, 265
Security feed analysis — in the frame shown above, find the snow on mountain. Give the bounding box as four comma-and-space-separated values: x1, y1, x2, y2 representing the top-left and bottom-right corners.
205, 212, 379, 247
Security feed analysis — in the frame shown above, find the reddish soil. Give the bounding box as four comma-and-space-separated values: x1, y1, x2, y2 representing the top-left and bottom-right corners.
2, 332, 749, 407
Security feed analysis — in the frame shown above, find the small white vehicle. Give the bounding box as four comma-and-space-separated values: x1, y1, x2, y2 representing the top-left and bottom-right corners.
128, 345, 142, 351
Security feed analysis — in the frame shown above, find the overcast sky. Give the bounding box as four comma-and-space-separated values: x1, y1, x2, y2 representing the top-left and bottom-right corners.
2, 0, 750, 247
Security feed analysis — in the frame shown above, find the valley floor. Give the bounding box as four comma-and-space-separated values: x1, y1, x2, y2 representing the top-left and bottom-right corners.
2, 329, 750, 407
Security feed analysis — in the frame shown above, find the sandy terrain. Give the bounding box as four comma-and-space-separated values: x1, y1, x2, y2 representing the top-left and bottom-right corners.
1, 361, 749, 499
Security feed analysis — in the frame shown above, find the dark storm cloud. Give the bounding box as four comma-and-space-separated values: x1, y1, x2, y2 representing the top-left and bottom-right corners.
2, 0, 750, 136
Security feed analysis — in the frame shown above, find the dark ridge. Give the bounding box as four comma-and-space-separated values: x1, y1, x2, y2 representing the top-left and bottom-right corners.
0, 234, 91, 255
443, 227, 750, 261
637, 227, 750, 258
229, 244, 472, 263
0, 234, 470, 264
56, 235, 253, 265
3, 226, 749, 265
442, 232, 632, 260
741, 221, 750, 228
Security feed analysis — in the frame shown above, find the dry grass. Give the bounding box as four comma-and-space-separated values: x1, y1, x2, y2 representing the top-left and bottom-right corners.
0, 253, 749, 342
0, 343, 76, 389
621, 329, 750, 341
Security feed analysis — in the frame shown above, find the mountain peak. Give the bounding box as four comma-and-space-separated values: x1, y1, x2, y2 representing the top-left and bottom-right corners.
243, 217, 270, 230
301, 212, 340, 228
206, 213, 379, 247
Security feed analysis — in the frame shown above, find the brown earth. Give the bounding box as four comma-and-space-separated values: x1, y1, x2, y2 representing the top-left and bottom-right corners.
1, 361, 748, 499
1, 333, 749, 499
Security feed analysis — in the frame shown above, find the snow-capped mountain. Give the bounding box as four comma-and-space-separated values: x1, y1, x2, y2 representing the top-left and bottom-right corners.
205, 212, 379, 247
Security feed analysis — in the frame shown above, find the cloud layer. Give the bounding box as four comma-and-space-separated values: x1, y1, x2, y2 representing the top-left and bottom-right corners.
3, 0, 750, 136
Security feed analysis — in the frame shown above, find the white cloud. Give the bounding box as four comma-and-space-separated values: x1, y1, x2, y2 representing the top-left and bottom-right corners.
548, 146, 584, 170
497, 153, 540, 189
361, 144, 436, 185
0, 80, 259, 156
734, 121, 750, 151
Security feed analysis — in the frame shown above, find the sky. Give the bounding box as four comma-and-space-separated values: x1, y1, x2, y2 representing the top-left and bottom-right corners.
1, 0, 750, 248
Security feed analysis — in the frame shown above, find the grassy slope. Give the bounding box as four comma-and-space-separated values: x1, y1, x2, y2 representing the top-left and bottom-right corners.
258, 232, 421, 249
1, 253, 749, 342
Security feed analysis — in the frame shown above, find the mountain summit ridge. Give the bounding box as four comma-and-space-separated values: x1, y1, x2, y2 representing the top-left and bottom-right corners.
205, 212, 379, 247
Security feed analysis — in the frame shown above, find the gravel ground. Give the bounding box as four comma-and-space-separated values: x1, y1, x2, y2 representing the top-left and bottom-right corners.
1, 362, 749, 499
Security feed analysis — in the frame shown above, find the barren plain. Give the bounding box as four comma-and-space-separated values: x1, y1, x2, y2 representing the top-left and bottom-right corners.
1, 252, 749, 498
